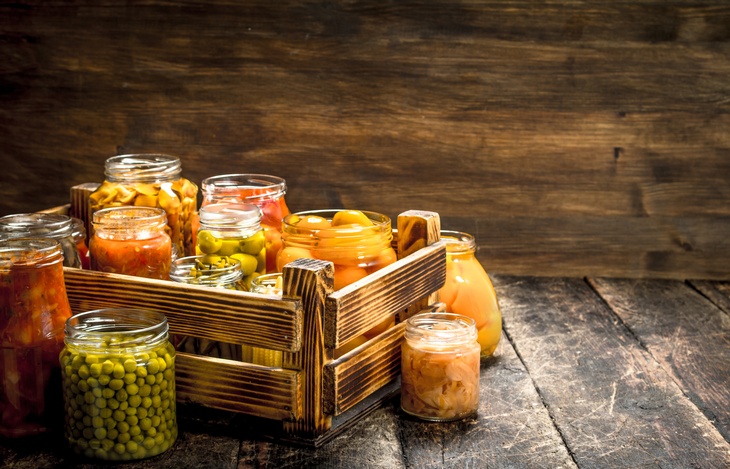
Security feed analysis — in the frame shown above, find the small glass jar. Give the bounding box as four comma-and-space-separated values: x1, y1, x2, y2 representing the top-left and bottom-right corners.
60, 308, 177, 461
245, 272, 284, 367
401, 312, 480, 422
196, 203, 266, 290
90, 206, 172, 279
168, 255, 244, 360
201, 174, 290, 272
438, 231, 502, 357
250, 272, 283, 296
88, 154, 199, 257
0, 238, 73, 437
71, 217, 90, 270
0, 213, 82, 268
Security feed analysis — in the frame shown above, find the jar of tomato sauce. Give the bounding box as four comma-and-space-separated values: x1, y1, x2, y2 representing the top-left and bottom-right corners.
0, 213, 82, 268
0, 238, 73, 437
90, 207, 172, 279
401, 312, 480, 422
438, 230, 502, 358
88, 154, 199, 257
200, 174, 290, 272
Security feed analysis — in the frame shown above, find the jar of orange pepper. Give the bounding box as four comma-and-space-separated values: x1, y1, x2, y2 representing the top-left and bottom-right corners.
0, 238, 73, 437
88, 154, 198, 257
438, 230, 502, 357
201, 174, 290, 272
90, 207, 172, 279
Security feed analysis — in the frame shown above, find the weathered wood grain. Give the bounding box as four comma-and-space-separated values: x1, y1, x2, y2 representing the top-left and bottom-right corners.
2, 1, 729, 279
588, 277, 730, 442
690, 280, 730, 316
495, 275, 730, 467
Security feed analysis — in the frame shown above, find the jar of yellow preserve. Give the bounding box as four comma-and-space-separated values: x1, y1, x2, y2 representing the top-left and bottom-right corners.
438, 230, 502, 357
60, 308, 177, 461
88, 154, 198, 257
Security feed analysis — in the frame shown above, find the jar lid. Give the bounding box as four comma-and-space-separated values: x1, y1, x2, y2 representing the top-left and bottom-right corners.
104, 154, 182, 183
198, 203, 262, 230
201, 174, 287, 201
0, 213, 74, 240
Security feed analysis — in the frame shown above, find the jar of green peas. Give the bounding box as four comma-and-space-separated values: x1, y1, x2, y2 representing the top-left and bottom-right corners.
59, 308, 177, 461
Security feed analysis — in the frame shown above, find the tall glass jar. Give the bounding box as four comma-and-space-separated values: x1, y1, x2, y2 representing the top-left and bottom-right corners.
88, 154, 199, 257
196, 203, 266, 290
0, 213, 82, 268
401, 312, 480, 422
169, 255, 244, 361
60, 308, 177, 461
90, 207, 172, 279
438, 230, 502, 358
201, 174, 290, 272
0, 238, 73, 437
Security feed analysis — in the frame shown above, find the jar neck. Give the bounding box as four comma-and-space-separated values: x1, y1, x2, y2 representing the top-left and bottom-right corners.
64, 308, 169, 352
405, 312, 478, 348
104, 154, 182, 183
441, 230, 477, 256
169, 255, 243, 287
92, 207, 168, 240
201, 174, 286, 204
198, 203, 262, 236
0, 213, 74, 241
0, 238, 65, 270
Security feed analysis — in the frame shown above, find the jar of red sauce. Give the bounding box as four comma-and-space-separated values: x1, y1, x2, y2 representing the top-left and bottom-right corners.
438, 230, 502, 357
90, 207, 172, 279
200, 174, 290, 272
0, 238, 73, 437
0, 213, 82, 268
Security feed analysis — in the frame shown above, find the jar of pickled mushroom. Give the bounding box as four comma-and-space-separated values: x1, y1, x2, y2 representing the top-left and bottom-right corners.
401, 312, 480, 422
0, 212, 82, 268
60, 308, 177, 461
279, 209, 398, 339
169, 255, 244, 361
0, 238, 73, 437
71, 217, 90, 270
90, 207, 172, 279
196, 203, 266, 290
200, 174, 290, 272
88, 154, 198, 257
438, 231, 502, 357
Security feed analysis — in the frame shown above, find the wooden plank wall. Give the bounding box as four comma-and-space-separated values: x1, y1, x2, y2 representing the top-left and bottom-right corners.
1, 1, 729, 279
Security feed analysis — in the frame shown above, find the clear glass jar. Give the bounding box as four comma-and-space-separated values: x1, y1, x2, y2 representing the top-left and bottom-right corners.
250, 272, 283, 296
401, 312, 480, 422
196, 202, 266, 290
0, 213, 82, 268
88, 154, 199, 257
438, 231, 502, 357
0, 238, 73, 437
60, 308, 177, 461
90, 207, 172, 279
200, 174, 290, 272
169, 255, 244, 361
246, 273, 284, 367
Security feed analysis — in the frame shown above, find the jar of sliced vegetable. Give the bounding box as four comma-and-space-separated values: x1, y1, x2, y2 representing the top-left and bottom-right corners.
60, 308, 177, 461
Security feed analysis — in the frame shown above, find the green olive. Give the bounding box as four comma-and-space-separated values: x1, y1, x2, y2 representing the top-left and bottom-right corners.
216, 239, 242, 257
230, 253, 258, 276
196, 230, 222, 254
241, 230, 265, 255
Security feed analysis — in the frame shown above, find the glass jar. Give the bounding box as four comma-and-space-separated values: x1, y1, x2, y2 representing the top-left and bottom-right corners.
401, 312, 480, 422
59, 308, 177, 461
0, 238, 73, 437
439, 230, 502, 358
169, 255, 244, 361
196, 203, 266, 290
90, 207, 172, 279
71, 217, 90, 270
0, 213, 82, 268
88, 154, 199, 257
246, 272, 284, 367
201, 174, 290, 272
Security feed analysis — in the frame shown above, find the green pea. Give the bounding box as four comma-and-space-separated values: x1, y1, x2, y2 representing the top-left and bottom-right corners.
146, 359, 160, 375
113, 363, 126, 379
109, 379, 124, 391
123, 359, 137, 373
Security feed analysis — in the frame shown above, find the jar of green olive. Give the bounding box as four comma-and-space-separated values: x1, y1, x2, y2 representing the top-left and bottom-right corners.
60, 308, 177, 462
196, 203, 266, 290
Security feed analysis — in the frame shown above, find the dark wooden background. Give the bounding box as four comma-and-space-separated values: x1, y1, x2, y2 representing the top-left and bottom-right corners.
1, 1, 729, 279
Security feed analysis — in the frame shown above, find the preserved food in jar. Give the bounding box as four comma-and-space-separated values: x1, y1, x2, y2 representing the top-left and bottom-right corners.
439, 231, 502, 357
60, 308, 177, 461
0, 213, 82, 268
71, 217, 90, 270
90, 207, 172, 279
201, 174, 290, 272
247, 273, 285, 366
401, 312, 480, 421
0, 238, 73, 437
196, 203, 265, 290
88, 154, 198, 257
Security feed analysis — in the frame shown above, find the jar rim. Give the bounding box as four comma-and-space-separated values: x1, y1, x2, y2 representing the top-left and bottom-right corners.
104, 154, 182, 183
198, 203, 262, 228
93, 206, 167, 225
440, 230, 476, 252
405, 312, 477, 345
64, 308, 169, 348
169, 255, 244, 285
0, 237, 64, 268
0, 212, 74, 239
201, 173, 287, 200
283, 209, 391, 231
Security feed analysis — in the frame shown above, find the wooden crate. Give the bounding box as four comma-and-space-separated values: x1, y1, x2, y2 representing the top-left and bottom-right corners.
56, 202, 446, 446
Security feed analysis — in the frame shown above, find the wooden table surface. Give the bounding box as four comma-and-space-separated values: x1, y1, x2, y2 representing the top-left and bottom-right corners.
2, 275, 729, 468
